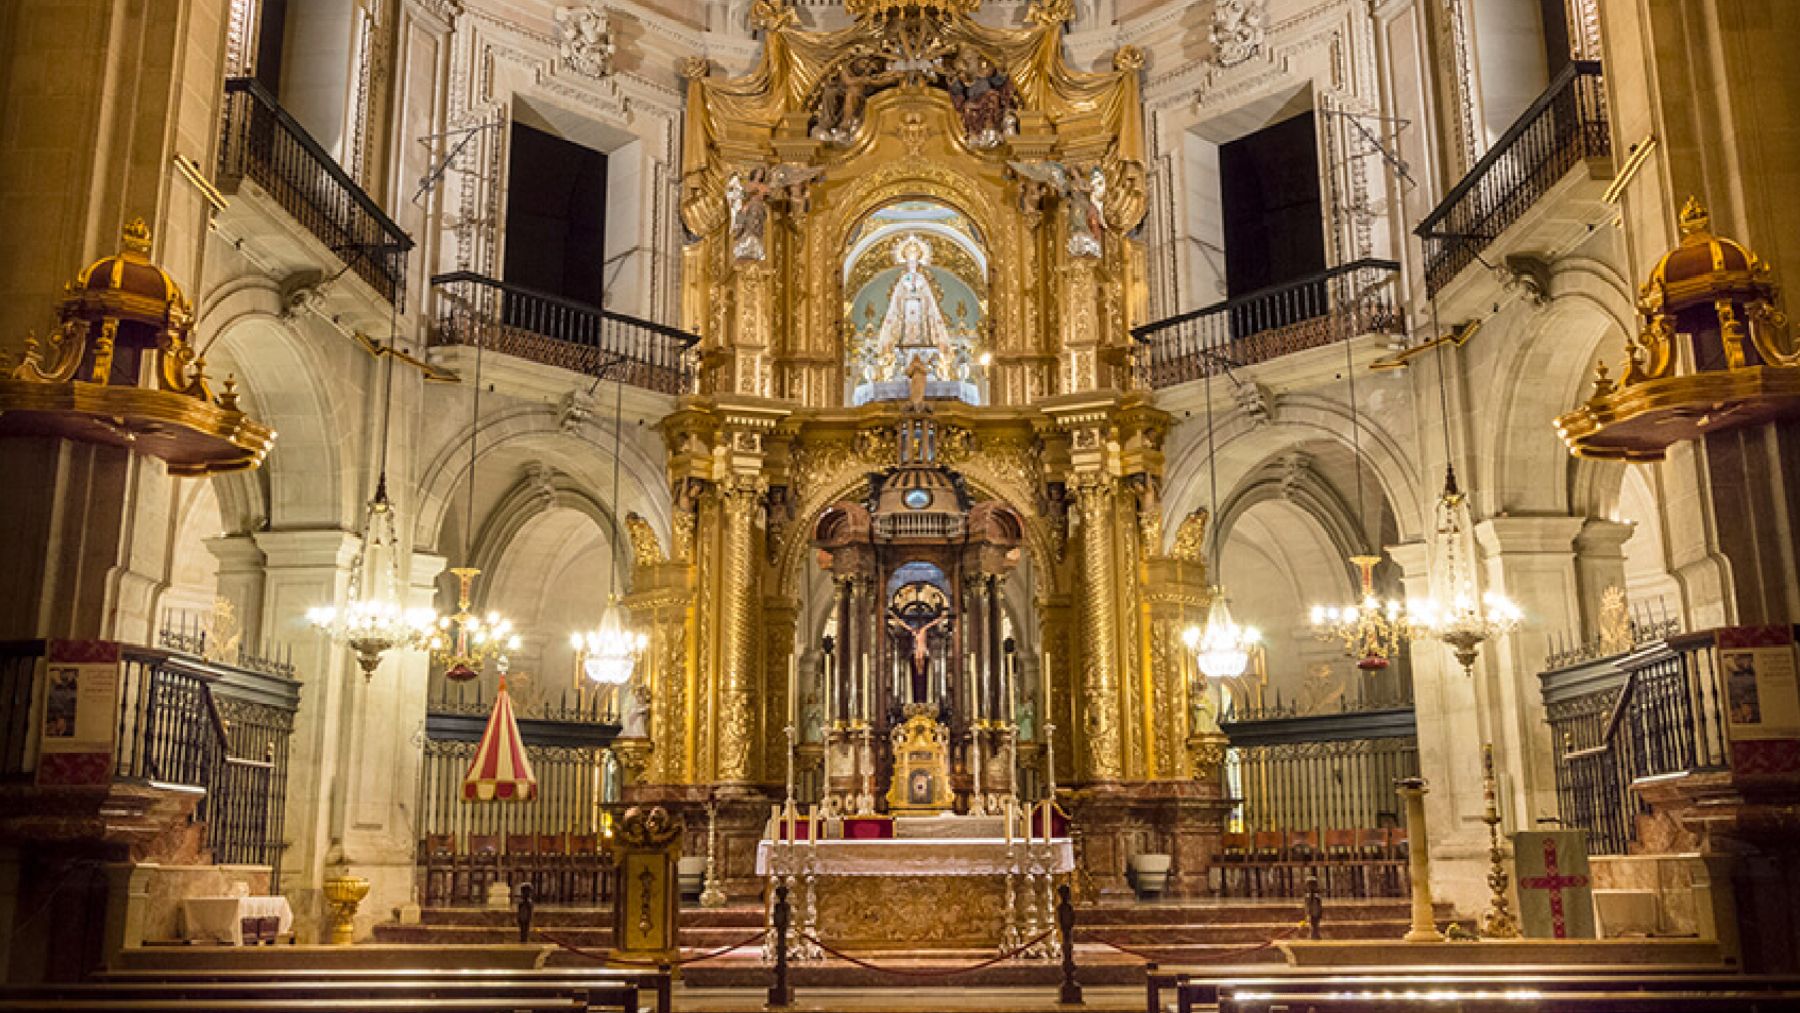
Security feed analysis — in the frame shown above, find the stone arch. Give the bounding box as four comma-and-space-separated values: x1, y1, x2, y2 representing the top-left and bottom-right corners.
470, 472, 632, 598
1161, 392, 1429, 551
1475, 256, 1635, 517
193, 277, 362, 533
413, 401, 672, 557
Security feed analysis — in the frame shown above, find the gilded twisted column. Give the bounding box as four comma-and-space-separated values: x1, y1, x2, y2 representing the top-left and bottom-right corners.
1076, 476, 1122, 781
717, 479, 763, 783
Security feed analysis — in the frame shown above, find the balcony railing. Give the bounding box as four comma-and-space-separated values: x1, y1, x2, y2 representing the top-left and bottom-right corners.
0, 636, 299, 872
431, 272, 698, 395
1132, 259, 1405, 389
1541, 628, 1751, 857
218, 77, 413, 303
1416, 61, 1610, 295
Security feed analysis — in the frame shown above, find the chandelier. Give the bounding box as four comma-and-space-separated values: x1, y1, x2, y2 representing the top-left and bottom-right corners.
572, 600, 648, 687
1311, 555, 1419, 670
571, 361, 647, 693
309, 294, 437, 679
1410, 467, 1522, 675
427, 567, 521, 681
1184, 590, 1261, 680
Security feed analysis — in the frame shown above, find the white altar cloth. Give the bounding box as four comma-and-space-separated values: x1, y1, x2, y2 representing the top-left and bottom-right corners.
180, 895, 294, 945
755, 837, 1073, 876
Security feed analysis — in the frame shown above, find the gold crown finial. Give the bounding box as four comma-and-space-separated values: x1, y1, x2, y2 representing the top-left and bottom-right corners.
1678, 196, 1711, 237
121, 217, 153, 256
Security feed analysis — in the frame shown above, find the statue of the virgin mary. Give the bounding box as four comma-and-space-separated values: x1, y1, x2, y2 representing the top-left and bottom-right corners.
871, 235, 957, 379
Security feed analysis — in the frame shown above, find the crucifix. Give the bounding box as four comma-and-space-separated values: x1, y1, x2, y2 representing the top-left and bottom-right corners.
888, 611, 949, 704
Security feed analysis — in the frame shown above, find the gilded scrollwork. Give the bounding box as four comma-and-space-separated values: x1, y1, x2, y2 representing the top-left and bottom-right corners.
625, 512, 667, 567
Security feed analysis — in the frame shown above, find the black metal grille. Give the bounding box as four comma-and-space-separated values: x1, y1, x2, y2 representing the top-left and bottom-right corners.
1131, 259, 1404, 389
1417, 61, 1611, 295
218, 77, 413, 303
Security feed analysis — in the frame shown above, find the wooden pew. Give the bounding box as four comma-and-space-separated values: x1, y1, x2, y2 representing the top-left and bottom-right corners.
1217, 988, 1800, 1012
2, 980, 639, 1012
1146, 964, 1761, 1013
92, 966, 673, 1013
0, 1000, 587, 1013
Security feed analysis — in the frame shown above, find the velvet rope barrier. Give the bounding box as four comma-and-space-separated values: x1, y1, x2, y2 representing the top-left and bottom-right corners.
791, 928, 1058, 978
1078, 918, 1308, 965
537, 926, 772, 966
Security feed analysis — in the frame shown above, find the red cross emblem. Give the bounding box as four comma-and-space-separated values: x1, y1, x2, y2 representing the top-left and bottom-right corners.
1520, 836, 1589, 938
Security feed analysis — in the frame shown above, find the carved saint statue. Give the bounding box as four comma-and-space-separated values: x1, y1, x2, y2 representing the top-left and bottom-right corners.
1008, 160, 1107, 258
725, 170, 770, 261
802, 691, 824, 744
946, 46, 1017, 150
868, 234, 958, 384
1016, 695, 1036, 743
811, 55, 899, 146
620, 681, 651, 738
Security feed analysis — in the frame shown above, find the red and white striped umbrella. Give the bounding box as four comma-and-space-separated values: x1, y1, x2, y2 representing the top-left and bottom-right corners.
462, 676, 537, 802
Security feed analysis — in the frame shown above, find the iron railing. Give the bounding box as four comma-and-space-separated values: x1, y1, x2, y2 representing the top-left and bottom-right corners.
1132, 259, 1404, 389
0, 639, 298, 873
1417, 61, 1610, 295
431, 272, 697, 395
218, 77, 413, 303
1222, 706, 1419, 834
1541, 629, 1749, 856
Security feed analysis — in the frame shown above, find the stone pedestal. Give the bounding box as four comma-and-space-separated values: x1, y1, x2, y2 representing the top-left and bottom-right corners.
1066, 779, 1230, 900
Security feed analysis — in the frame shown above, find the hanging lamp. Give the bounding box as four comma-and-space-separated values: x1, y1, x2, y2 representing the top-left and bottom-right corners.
1309, 323, 1419, 670
1181, 340, 1260, 680
308, 290, 437, 678
572, 366, 647, 691
427, 325, 520, 680
1410, 302, 1522, 675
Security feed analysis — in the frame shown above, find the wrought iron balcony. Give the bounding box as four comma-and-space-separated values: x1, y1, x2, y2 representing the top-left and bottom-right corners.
1132, 259, 1405, 389
430, 272, 698, 395
1417, 61, 1611, 296
218, 77, 413, 303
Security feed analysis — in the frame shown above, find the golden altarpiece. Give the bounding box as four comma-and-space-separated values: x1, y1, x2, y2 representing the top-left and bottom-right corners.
618, 0, 1231, 898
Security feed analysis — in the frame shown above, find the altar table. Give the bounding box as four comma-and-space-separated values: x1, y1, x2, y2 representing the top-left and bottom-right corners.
756, 837, 1073, 950
180, 895, 294, 945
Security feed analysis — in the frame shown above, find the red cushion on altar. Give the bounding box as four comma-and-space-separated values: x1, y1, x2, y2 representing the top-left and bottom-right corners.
843, 816, 894, 840
1030, 804, 1070, 838
773, 817, 813, 842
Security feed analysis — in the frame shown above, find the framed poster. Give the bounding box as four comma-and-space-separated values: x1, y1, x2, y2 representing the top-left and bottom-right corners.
35, 640, 122, 786
1717, 626, 1800, 776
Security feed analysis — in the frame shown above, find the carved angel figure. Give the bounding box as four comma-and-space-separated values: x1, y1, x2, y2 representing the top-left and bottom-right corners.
554, 5, 615, 79
946, 46, 1017, 150
725, 171, 767, 261
1009, 160, 1107, 258
1209, 0, 1265, 68
811, 55, 899, 146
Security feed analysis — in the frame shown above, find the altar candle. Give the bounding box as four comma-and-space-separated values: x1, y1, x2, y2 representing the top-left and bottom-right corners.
1004, 798, 1015, 843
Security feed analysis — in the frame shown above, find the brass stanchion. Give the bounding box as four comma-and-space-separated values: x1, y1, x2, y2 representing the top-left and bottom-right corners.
1479, 744, 1521, 938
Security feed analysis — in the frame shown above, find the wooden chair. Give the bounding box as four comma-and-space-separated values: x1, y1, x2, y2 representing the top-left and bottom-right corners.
1352, 827, 1388, 897
420, 834, 457, 907
536, 833, 567, 902
1216, 832, 1251, 897
567, 834, 600, 904
1282, 830, 1319, 897
505, 833, 539, 894
1321, 829, 1356, 897
1250, 831, 1286, 897
465, 834, 502, 904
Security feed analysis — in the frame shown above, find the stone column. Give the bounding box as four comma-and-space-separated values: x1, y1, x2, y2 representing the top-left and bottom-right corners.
1473, 516, 1584, 828
205, 534, 269, 650
252, 528, 360, 940
1387, 540, 1486, 914
1074, 475, 1123, 782
1572, 519, 1635, 637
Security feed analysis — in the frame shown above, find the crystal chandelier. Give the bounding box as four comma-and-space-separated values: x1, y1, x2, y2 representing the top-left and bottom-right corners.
1410, 467, 1522, 676
572, 601, 648, 686
427, 567, 521, 681
309, 297, 437, 678
571, 363, 647, 692
1311, 555, 1419, 670
1184, 590, 1261, 679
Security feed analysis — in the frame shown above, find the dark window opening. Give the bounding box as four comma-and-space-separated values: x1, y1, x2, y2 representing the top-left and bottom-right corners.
502, 120, 609, 312
1219, 111, 1327, 338
1540, 0, 1573, 75
253, 0, 288, 95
